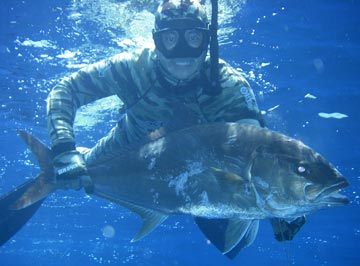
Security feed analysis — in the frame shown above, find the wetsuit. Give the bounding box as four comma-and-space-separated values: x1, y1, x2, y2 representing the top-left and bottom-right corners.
47, 48, 264, 165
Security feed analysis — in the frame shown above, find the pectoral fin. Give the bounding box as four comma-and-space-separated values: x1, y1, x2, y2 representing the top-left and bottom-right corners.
194, 217, 259, 259
210, 167, 247, 184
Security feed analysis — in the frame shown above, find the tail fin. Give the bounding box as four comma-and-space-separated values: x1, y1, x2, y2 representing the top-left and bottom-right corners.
0, 131, 56, 246
0, 178, 46, 245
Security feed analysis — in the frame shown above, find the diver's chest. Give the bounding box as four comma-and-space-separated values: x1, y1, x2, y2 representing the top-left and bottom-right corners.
129, 92, 209, 125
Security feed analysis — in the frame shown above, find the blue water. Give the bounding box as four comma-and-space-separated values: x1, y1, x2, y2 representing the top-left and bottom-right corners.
1, 0, 359, 265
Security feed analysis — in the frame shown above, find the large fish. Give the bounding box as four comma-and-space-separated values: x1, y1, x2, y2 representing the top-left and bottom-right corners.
0, 123, 349, 259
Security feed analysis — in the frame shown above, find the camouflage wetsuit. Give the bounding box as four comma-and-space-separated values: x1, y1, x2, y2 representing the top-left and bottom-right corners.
47, 48, 264, 166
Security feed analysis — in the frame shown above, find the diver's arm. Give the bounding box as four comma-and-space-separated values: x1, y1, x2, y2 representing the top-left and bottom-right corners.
46, 62, 118, 189
47, 50, 153, 188
46, 55, 131, 188
47, 50, 151, 149
47, 59, 121, 150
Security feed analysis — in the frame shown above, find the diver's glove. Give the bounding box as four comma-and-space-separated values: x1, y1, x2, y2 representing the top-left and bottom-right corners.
52, 143, 90, 191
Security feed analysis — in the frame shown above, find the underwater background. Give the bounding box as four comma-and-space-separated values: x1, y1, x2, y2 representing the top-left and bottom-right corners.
0, 0, 359, 265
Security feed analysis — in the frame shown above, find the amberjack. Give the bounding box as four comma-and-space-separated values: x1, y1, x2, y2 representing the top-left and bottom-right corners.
0, 123, 349, 259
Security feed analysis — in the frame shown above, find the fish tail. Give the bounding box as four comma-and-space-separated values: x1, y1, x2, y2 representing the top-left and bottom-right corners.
0, 130, 56, 246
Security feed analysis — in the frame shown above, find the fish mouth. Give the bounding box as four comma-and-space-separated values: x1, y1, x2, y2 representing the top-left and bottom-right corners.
306, 180, 349, 206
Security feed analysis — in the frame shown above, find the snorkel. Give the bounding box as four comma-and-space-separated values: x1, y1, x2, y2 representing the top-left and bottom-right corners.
208, 0, 220, 95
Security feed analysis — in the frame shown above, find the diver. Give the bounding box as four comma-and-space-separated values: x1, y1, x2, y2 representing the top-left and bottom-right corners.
47, 0, 303, 244
48, 0, 264, 183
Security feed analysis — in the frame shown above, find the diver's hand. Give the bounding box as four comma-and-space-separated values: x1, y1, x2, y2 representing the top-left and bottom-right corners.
52, 150, 88, 190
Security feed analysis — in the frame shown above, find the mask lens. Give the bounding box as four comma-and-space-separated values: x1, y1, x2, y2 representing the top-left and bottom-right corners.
161, 30, 179, 50
153, 26, 209, 59
184, 29, 204, 48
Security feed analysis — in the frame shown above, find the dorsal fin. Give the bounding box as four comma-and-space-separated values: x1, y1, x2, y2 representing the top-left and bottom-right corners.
194, 217, 259, 259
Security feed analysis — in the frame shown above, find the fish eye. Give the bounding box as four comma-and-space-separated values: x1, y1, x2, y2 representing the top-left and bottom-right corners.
296, 164, 310, 176
297, 165, 306, 173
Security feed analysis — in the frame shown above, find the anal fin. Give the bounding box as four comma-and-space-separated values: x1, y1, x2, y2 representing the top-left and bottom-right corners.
124, 202, 168, 242
92, 191, 168, 242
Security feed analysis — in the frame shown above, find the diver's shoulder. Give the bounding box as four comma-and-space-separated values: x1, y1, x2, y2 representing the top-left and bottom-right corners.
204, 56, 249, 88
